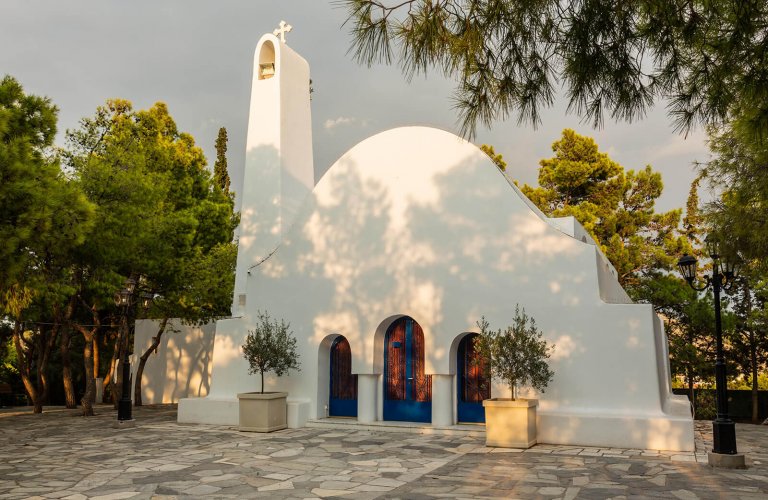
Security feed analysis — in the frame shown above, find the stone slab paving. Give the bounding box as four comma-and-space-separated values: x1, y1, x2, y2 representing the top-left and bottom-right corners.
0, 405, 766, 499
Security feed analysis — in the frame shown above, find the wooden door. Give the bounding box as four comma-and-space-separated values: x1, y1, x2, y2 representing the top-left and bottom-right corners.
329, 336, 357, 417
384, 317, 432, 422
457, 333, 490, 423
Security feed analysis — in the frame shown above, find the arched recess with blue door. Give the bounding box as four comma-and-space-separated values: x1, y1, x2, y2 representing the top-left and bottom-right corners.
383, 316, 432, 422
329, 336, 357, 417
457, 333, 490, 423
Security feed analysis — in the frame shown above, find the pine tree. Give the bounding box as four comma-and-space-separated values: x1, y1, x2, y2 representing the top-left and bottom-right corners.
520, 129, 686, 293
480, 144, 506, 172
342, 1, 768, 140
213, 127, 230, 193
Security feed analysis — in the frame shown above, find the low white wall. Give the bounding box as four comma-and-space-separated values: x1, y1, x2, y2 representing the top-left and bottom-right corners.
133, 319, 215, 404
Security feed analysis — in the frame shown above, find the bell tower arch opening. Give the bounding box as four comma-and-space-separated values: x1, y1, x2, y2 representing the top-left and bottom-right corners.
258, 40, 276, 80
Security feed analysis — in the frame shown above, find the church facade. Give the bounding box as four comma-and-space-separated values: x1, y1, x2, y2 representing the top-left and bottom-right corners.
175, 29, 694, 452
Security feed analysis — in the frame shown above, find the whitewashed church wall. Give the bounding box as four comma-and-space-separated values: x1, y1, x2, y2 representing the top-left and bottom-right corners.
206, 127, 683, 424
277, 41, 314, 232
180, 25, 692, 449
232, 33, 314, 316
546, 216, 629, 304
132, 319, 215, 404
594, 249, 633, 304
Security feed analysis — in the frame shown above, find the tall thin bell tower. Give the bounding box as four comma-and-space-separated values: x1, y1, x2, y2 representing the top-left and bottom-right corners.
232, 23, 314, 315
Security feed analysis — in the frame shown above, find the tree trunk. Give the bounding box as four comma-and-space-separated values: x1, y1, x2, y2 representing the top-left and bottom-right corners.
81, 330, 96, 417
12, 321, 41, 413
75, 300, 101, 417
34, 324, 58, 413
134, 318, 168, 406
60, 327, 76, 409
93, 330, 100, 377
103, 333, 120, 405
35, 328, 47, 410
12, 321, 57, 413
59, 296, 78, 409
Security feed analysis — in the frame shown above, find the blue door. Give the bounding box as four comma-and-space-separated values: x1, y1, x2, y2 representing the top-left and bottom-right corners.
383, 317, 432, 422
329, 336, 357, 417
457, 333, 490, 423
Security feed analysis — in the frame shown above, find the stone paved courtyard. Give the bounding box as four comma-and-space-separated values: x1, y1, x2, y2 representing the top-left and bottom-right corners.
1, 404, 767, 499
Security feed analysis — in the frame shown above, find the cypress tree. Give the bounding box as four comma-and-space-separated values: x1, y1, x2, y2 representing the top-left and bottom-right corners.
213, 127, 230, 193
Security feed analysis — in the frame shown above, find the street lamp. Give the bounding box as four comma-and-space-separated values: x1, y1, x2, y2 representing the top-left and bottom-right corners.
677, 235, 741, 461
113, 276, 153, 424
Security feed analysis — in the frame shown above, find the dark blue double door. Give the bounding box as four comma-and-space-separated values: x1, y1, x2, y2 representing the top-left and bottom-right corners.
384, 317, 432, 422
457, 333, 490, 423
329, 336, 357, 417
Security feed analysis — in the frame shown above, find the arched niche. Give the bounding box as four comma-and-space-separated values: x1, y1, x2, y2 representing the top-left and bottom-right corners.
316, 333, 340, 418
258, 40, 276, 80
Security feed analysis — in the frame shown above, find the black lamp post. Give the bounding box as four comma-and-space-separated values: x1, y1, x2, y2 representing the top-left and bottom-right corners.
114, 277, 152, 423
677, 236, 739, 455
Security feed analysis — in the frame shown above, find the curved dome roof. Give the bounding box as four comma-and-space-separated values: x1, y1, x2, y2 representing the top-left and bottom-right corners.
314, 126, 511, 231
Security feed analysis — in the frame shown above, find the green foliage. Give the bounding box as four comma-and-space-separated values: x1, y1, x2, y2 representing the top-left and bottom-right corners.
704, 116, 768, 271
676, 112, 768, 422
342, 1, 768, 139
520, 129, 685, 293
0, 76, 94, 317
156, 243, 237, 325
213, 127, 231, 194
0, 326, 19, 383
730, 373, 768, 391
64, 99, 238, 319
480, 144, 506, 171
693, 390, 717, 421
477, 308, 554, 399
723, 264, 768, 412
242, 312, 301, 394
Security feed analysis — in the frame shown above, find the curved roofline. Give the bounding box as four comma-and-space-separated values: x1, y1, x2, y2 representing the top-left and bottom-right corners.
318, 125, 596, 246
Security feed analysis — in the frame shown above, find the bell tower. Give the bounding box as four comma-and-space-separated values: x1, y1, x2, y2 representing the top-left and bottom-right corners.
232, 24, 314, 315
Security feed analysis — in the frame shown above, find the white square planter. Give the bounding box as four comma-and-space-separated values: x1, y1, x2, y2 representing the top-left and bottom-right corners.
237, 392, 288, 432
483, 398, 538, 448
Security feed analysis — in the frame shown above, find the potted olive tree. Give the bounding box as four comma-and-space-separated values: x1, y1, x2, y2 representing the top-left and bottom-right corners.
239, 311, 300, 432
478, 307, 554, 448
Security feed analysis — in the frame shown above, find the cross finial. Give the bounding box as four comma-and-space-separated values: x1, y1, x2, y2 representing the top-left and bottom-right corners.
273, 20, 292, 43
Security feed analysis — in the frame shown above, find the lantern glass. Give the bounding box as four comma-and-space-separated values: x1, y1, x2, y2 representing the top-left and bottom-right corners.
677, 254, 698, 282
114, 289, 131, 307
141, 292, 153, 310
705, 235, 720, 259
722, 258, 738, 280
125, 277, 137, 293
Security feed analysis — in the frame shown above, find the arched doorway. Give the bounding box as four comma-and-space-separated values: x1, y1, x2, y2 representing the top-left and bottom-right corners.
457, 333, 490, 423
329, 336, 357, 417
383, 317, 432, 422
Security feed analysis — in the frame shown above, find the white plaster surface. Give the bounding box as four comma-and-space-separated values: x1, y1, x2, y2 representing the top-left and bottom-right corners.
231, 33, 314, 316
176, 31, 694, 452
132, 319, 215, 404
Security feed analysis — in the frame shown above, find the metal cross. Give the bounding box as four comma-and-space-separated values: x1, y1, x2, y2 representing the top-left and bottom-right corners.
273, 20, 292, 43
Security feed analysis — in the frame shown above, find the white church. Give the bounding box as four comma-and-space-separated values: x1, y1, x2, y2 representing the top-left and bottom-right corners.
136, 25, 694, 452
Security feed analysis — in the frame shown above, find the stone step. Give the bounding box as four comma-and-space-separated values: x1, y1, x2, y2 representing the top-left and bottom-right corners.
305, 418, 486, 437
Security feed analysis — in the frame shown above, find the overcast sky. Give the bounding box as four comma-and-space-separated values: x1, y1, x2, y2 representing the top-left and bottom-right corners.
0, 0, 711, 213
